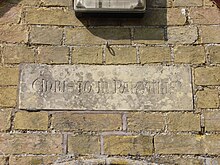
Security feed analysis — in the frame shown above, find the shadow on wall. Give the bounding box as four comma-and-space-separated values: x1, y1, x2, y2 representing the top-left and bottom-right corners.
0, 0, 21, 19
76, 0, 168, 42
212, 0, 220, 8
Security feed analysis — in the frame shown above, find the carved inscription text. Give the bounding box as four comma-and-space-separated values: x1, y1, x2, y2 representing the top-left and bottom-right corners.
32, 78, 182, 95
19, 64, 193, 111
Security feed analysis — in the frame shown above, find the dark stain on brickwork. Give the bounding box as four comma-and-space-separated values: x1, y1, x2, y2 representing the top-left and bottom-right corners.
77, 0, 168, 42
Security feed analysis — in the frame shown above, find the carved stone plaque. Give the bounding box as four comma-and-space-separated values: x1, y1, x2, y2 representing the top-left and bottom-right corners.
19, 64, 193, 111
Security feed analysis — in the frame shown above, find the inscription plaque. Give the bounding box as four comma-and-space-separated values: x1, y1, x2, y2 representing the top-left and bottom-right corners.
19, 64, 193, 111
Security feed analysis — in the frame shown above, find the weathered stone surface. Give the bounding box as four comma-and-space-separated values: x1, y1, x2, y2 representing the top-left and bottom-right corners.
65, 28, 131, 45
53, 157, 107, 165
105, 47, 137, 64
51, 156, 203, 165
204, 111, 220, 131
52, 113, 122, 131
0, 109, 11, 131
133, 27, 165, 45
200, 26, 220, 43
37, 46, 69, 64
8, 0, 41, 6
106, 158, 150, 165
30, 26, 63, 45
72, 46, 103, 64
9, 156, 58, 165
41, 0, 72, 6
0, 156, 6, 165
2, 45, 35, 64
0, 25, 28, 43
68, 135, 100, 155
19, 64, 193, 111
139, 46, 171, 64
127, 112, 165, 132
173, 0, 202, 6
147, 156, 203, 165
14, 111, 48, 130
174, 46, 205, 64
104, 135, 153, 155
167, 26, 198, 44
190, 8, 220, 25
167, 112, 201, 132
0, 87, 17, 107
0, 134, 62, 154
167, 8, 186, 25
155, 134, 204, 154
195, 67, 220, 85
25, 8, 83, 26
0, 67, 19, 85
204, 135, 220, 155
208, 46, 220, 64
196, 89, 219, 109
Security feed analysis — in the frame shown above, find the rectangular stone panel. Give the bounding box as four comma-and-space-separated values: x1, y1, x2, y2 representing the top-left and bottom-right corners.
18, 64, 193, 111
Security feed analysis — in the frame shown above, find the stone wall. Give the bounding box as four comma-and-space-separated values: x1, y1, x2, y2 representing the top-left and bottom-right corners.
0, 0, 220, 164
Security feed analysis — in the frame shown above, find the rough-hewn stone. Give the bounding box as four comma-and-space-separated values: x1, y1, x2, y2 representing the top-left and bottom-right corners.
139, 46, 171, 64
0, 67, 19, 85
190, 8, 220, 25
37, 46, 69, 64
0, 87, 17, 107
41, 0, 72, 6
172, 0, 203, 6
24, 8, 83, 26
30, 26, 63, 45
208, 46, 220, 64
197, 89, 219, 109
0, 156, 6, 165
14, 111, 48, 130
9, 156, 58, 165
0, 134, 62, 154
104, 135, 153, 155
105, 47, 137, 64
200, 26, 220, 43
174, 46, 205, 64
106, 158, 150, 165
167, 113, 201, 132
65, 28, 131, 45
0, 109, 11, 131
168, 26, 198, 44
72, 46, 103, 64
147, 156, 203, 165
2, 45, 35, 64
52, 113, 122, 131
204, 135, 220, 155
127, 112, 165, 132
0, 25, 28, 43
68, 135, 100, 155
167, 8, 186, 25
155, 134, 204, 154
195, 67, 220, 85
204, 111, 220, 131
